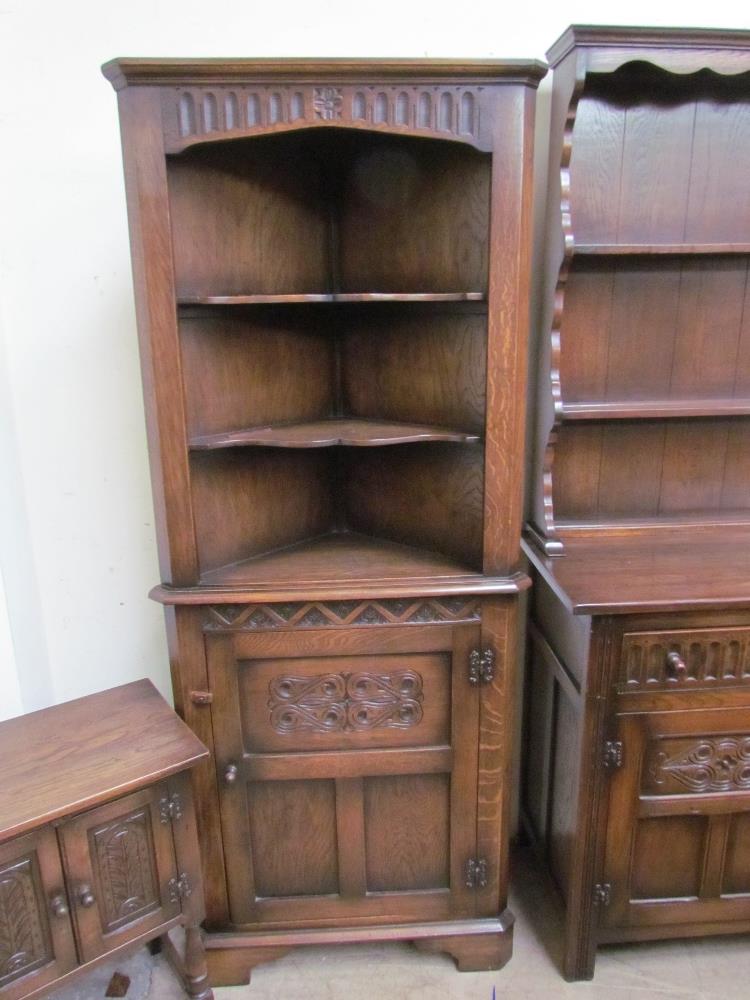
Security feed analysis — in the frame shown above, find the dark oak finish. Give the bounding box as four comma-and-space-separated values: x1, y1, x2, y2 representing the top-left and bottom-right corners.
104, 56, 543, 986
523, 26, 750, 982
0, 681, 211, 999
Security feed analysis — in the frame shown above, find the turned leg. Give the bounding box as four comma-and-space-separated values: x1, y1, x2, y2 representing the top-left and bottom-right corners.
184, 925, 213, 999
413, 929, 513, 972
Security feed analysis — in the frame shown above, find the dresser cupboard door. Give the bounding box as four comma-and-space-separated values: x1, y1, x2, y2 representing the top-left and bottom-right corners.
209, 623, 482, 928
57, 785, 182, 962
0, 828, 77, 1000
601, 707, 750, 932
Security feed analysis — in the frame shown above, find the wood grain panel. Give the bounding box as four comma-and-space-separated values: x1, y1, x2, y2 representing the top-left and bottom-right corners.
343, 443, 484, 569
548, 686, 582, 900
341, 310, 486, 434
338, 135, 490, 293
247, 780, 339, 898
569, 93, 625, 244
363, 773, 450, 892
190, 449, 334, 574
168, 134, 329, 297
685, 97, 750, 244
558, 263, 614, 402
631, 816, 706, 899
723, 812, 750, 894
180, 311, 334, 436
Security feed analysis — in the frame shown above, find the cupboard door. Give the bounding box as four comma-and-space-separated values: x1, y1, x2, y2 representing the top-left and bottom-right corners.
601, 707, 750, 931
209, 623, 481, 928
0, 828, 76, 1000
58, 785, 181, 962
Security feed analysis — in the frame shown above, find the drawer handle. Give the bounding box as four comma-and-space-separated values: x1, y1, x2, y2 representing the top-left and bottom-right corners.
666, 651, 687, 679
224, 763, 239, 785
49, 893, 69, 918
77, 885, 96, 908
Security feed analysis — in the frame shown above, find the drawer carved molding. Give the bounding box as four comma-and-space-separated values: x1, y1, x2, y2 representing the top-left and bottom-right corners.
0, 858, 48, 988
92, 809, 160, 932
268, 670, 424, 734
646, 736, 750, 794
205, 598, 480, 632
620, 629, 750, 690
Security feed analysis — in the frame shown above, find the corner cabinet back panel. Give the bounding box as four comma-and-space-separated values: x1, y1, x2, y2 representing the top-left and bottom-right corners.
207, 622, 480, 928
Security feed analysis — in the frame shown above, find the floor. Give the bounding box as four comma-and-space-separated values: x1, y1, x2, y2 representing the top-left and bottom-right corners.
50, 850, 750, 1000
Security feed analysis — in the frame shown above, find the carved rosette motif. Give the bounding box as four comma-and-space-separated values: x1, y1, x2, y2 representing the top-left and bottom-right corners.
205, 597, 479, 631
0, 857, 49, 988
165, 84, 484, 152
269, 670, 424, 734
646, 735, 750, 794
92, 809, 160, 932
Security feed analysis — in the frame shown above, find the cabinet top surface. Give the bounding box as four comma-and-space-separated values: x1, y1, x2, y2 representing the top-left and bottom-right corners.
547, 24, 750, 66
0, 679, 208, 843
523, 528, 750, 616
102, 56, 548, 90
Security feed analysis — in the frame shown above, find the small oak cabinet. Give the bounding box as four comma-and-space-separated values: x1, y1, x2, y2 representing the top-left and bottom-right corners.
0, 681, 211, 999
103, 56, 545, 985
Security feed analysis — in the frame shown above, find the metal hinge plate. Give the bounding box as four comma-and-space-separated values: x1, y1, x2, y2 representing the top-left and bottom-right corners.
602, 740, 624, 770
469, 649, 495, 685
592, 882, 611, 907
167, 873, 192, 904
159, 793, 183, 825
465, 857, 488, 889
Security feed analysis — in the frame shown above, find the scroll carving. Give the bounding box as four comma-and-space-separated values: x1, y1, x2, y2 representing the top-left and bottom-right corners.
646, 735, 750, 794
269, 670, 424, 734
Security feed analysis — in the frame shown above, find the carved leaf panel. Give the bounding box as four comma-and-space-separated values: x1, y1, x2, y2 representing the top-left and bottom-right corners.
0, 855, 51, 988
90, 807, 160, 933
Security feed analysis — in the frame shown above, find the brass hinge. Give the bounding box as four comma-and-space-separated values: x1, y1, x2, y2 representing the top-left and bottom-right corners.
464, 857, 488, 889
592, 882, 611, 907
159, 793, 183, 825
167, 873, 192, 904
190, 690, 213, 705
469, 648, 495, 685
602, 740, 624, 770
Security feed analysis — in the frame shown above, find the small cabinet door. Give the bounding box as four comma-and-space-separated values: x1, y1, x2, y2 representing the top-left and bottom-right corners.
0, 828, 77, 1000
209, 622, 482, 928
57, 784, 182, 962
601, 706, 750, 932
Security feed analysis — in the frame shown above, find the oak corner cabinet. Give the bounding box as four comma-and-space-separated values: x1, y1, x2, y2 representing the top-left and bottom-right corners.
103, 57, 545, 985
523, 25, 750, 981
0, 680, 211, 1000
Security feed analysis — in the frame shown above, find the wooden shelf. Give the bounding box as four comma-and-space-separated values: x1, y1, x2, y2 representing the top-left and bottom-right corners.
189, 418, 481, 450
573, 243, 750, 256
178, 292, 487, 306
560, 399, 750, 420
197, 532, 484, 590
556, 510, 750, 534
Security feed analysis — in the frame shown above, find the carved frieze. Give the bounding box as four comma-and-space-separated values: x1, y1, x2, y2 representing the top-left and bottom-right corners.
205, 597, 479, 631
646, 735, 750, 794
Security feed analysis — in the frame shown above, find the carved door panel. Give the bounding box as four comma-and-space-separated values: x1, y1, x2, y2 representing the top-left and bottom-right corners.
209, 622, 482, 928
601, 707, 750, 931
57, 784, 181, 962
0, 828, 76, 1000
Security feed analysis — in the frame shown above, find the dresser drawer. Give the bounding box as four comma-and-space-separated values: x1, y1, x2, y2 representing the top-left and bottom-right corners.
620, 626, 750, 692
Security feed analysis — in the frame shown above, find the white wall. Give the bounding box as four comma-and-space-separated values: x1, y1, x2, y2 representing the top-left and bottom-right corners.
0, 0, 747, 718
